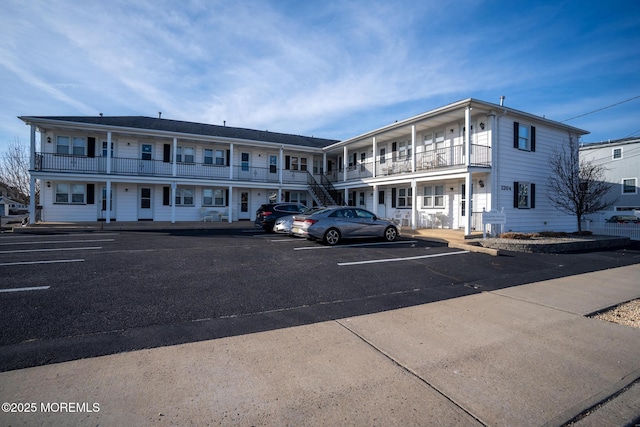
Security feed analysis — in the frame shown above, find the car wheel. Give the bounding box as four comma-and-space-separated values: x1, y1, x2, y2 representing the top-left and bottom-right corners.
324, 228, 341, 245
384, 226, 398, 242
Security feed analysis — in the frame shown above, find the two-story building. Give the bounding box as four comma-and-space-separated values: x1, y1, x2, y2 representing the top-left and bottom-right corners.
21, 98, 589, 235
580, 137, 640, 222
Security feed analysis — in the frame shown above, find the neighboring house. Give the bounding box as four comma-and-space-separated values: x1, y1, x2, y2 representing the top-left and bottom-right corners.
20, 98, 588, 235
0, 196, 28, 216
580, 137, 640, 222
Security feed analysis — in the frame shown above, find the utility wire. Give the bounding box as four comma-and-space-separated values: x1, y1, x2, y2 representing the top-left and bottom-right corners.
562, 95, 640, 122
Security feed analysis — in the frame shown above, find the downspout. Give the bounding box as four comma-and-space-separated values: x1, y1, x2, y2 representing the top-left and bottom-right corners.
28, 125, 36, 224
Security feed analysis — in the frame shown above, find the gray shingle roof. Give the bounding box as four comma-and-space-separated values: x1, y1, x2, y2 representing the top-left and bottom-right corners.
27, 116, 339, 149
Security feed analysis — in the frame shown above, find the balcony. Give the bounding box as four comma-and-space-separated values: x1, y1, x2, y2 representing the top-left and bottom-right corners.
326, 144, 491, 182
33, 153, 310, 184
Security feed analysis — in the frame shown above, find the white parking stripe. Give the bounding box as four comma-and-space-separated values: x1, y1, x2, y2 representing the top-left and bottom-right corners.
0, 247, 101, 254
0, 259, 84, 266
337, 250, 469, 266
294, 240, 419, 250
0, 286, 50, 293
0, 239, 114, 246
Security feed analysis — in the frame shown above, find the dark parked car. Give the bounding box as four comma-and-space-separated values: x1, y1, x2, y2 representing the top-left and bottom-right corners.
605, 215, 640, 224
291, 206, 400, 245
255, 203, 308, 232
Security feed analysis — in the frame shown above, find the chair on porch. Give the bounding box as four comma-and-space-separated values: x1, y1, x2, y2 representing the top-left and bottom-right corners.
200, 207, 215, 222
402, 212, 411, 227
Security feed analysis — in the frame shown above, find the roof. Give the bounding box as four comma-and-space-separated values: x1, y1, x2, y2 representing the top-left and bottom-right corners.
580, 137, 640, 150
18, 116, 339, 149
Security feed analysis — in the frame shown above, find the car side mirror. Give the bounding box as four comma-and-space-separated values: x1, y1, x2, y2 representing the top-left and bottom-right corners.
372, 215, 377, 220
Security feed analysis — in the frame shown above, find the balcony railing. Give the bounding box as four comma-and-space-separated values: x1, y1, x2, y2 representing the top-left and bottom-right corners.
326, 144, 491, 182
33, 153, 309, 184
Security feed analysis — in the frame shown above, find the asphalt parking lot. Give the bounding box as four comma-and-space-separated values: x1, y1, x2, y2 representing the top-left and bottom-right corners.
1, 227, 639, 372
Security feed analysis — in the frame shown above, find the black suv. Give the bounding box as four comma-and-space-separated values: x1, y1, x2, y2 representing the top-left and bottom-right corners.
255, 203, 308, 232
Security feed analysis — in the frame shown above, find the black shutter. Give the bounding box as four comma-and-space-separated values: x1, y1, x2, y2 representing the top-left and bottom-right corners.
86, 184, 95, 204
513, 122, 519, 148
226, 150, 230, 166
225, 189, 229, 206
530, 183, 536, 208
391, 188, 397, 208
530, 126, 536, 152
88, 137, 96, 158
392, 142, 397, 152
163, 187, 170, 205
284, 191, 290, 202
513, 182, 519, 208
163, 144, 171, 162
285, 156, 291, 169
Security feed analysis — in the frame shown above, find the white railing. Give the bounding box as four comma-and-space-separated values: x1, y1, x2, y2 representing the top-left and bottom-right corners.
581, 221, 640, 241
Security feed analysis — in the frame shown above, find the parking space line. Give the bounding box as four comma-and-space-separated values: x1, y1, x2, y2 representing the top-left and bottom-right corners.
0, 259, 85, 266
294, 240, 419, 250
0, 239, 114, 246
0, 247, 101, 254
337, 250, 469, 266
0, 286, 50, 293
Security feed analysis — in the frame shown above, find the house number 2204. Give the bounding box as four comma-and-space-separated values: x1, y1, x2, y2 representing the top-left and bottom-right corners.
501, 185, 512, 191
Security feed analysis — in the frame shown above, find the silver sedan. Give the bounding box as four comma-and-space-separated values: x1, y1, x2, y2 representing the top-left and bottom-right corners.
291, 207, 400, 245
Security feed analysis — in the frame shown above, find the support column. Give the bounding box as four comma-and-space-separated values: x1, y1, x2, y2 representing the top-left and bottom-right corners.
227, 186, 233, 222
465, 173, 472, 236
28, 125, 36, 224
106, 131, 112, 174
105, 180, 111, 223
465, 106, 471, 167
372, 184, 378, 216
229, 144, 234, 179
411, 125, 417, 172
172, 137, 177, 177
411, 179, 417, 230
343, 146, 348, 182
372, 137, 377, 178
171, 181, 176, 223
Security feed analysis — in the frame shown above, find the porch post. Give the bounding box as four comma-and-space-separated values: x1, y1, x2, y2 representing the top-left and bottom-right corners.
343, 146, 348, 182
106, 132, 112, 174
28, 125, 36, 224
372, 184, 378, 214
172, 137, 177, 177
411, 179, 417, 230
465, 173, 472, 235
229, 143, 234, 180
171, 181, 176, 223
227, 185, 233, 222
465, 106, 471, 167
372, 137, 377, 178
105, 180, 111, 223
411, 125, 417, 173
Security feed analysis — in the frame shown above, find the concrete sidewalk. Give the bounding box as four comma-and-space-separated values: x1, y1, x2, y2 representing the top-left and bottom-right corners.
1, 265, 639, 426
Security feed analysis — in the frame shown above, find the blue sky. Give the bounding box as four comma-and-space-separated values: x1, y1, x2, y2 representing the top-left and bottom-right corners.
1, 0, 639, 155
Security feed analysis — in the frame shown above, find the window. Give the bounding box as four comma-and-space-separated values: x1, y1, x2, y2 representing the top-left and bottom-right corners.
379, 148, 386, 164
378, 190, 385, 204
423, 185, 444, 207
72, 137, 86, 155
202, 188, 225, 206
359, 192, 365, 205
175, 187, 194, 206
397, 187, 412, 207
360, 153, 366, 172
204, 149, 213, 165
102, 141, 114, 157
513, 122, 536, 151
300, 157, 307, 172
270, 155, 278, 173
177, 147, 194, 163
622, 178, 637, 194
56, 136, 70, 154
216, 150, 225, 165
55, 183, 85, 204
514, 182, 536, 209
398, 141, 411, 160
613, 148, 623, 159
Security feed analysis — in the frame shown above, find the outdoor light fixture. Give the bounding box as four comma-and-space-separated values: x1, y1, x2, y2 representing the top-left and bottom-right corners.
46, 181, 51, 187
47, 136, 51, 143
479, 180, 485, 188
479, 122, 485, 130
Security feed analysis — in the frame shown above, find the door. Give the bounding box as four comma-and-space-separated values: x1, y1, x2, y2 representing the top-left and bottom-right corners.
139, 144, 154, 174
239, 191, 250, 220
138, 186, 153, 220
239, 152, 250, 179
100, 186, 115, 220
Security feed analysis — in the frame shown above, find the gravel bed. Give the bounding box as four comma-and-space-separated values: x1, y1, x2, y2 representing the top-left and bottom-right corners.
592, 299, 640, 329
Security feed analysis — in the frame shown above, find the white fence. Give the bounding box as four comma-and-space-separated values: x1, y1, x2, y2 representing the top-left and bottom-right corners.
581, 222, 640, 241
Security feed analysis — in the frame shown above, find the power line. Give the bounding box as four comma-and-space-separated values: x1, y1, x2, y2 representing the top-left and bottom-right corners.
561, 95, 640, 122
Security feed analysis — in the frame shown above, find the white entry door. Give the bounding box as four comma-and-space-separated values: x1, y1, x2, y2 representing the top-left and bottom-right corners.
139, 144, 154, 174
239, 191, 250, 220
138, 186, 153, 220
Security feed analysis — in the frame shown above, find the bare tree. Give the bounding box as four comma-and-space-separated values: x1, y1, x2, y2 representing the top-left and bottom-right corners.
548, 134, 616, 232
0, 137, 35, 205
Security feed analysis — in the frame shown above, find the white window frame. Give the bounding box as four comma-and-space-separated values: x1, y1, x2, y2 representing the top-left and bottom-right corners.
613, 147, 623, 160
175, 187, 195, 206
54, 183, 86, 204
204, 149, 214, 165
56, 136, 70, 155
423, 185, 444, 208
397, 187, 412, 207
215, 149, 225, 165
517, 125, 531, 151
177, 146, 194, 163
202, 188, 226, 206
517, 182, 531, 208
622, 178, 637, 194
